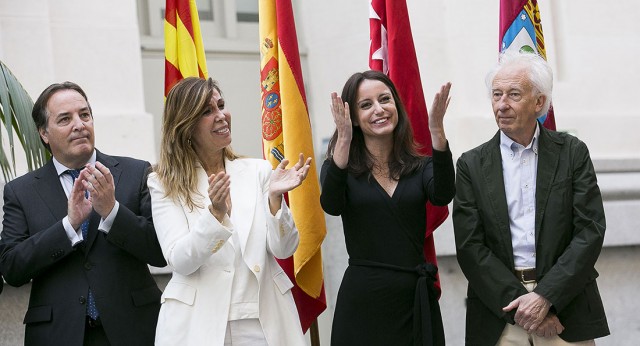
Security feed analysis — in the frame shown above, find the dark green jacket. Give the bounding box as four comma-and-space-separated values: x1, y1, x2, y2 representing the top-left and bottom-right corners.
453, 126, 609, 345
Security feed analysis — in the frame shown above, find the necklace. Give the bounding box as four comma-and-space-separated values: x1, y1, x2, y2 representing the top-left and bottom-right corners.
372, 166, 398, 197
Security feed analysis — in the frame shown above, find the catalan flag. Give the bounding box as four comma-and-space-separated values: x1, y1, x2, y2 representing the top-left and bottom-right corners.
500, 0, 555, 129
259, 0, 327, 333
369, 0, 448, 295
164, 0, 208, 96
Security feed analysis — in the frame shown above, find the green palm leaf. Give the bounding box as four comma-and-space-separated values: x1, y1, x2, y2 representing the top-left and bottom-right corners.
0, 60, 50, 182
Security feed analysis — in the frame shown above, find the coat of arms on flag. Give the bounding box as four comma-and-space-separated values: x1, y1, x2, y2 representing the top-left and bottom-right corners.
501, 1, 547, 59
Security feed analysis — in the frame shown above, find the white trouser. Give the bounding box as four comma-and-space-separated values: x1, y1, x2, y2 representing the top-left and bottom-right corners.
224, 319, 268, 346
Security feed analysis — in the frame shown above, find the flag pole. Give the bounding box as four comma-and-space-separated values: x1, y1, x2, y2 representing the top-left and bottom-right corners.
309, 320, 320, 346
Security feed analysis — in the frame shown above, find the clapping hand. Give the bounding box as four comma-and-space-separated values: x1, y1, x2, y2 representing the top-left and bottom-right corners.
208, 171, 231, 222
68, 172, 93, 230
269, 153, 312, 198
268, 153, 312, 214
80, 162, 116, 219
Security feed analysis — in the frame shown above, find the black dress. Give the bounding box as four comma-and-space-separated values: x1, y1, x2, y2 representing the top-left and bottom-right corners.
320, 148, 455, 346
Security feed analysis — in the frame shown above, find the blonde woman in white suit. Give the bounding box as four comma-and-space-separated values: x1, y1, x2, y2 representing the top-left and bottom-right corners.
149, 77, 310, 346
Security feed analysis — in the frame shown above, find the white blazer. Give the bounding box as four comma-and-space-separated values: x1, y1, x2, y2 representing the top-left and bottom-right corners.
148, 158, 306, 346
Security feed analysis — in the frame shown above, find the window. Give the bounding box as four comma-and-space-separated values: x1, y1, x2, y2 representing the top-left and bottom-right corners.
138, 0, 259, 42
236, 0, 258, 23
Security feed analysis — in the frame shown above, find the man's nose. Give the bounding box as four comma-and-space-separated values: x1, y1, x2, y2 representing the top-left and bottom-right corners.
497, 96, 511, 111
72, 115, 86, 129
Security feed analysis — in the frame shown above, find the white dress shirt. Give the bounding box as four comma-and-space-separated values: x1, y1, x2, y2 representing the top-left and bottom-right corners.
500, 124, 539, 268
228, 230, 260, 321
54, 150, 119, 246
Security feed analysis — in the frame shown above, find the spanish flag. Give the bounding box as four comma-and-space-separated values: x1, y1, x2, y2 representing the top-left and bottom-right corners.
164, 0, 208, 96
500, 0, 555, 130
259, 0, 327, 333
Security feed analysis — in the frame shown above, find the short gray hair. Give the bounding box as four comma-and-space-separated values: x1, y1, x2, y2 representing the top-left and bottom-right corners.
485, 50, 553, 118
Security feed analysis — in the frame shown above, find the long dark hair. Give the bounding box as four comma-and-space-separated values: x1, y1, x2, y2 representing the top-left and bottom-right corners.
326, 70, 424, 179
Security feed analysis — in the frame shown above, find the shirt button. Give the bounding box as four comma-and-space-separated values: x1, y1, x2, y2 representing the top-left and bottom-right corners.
253, 265, 261, 273
84, 262, 93, 270
79, 296, 86, 304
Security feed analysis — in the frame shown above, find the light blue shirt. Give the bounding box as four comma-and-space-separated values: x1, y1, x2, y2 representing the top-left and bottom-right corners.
500, 124, 539, 268
53, 150, 120, 246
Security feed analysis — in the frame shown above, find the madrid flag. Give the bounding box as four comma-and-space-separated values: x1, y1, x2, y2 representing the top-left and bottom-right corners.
164, 0, 208, 96
369, 0, 448, 294
259, 0, 327, 332
500, 0, 556, 129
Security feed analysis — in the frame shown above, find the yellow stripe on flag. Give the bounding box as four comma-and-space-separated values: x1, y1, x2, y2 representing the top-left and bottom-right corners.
279, 59, 325, 296
189, 0, 208, 78
259, 0, 326, 299
164, 0, 208, 96
175, 16, 202, 77
164, 20, 178, 67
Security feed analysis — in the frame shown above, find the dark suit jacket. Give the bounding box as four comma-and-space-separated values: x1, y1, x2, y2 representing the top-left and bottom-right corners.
0, 150, 166, 346
453, 127, 609, 345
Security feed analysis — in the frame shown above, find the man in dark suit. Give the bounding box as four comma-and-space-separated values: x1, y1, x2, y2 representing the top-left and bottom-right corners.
0, 82, 166, 345
453, 51, 609, 346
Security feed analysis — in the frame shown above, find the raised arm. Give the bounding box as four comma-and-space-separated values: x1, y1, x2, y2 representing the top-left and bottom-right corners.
330, 92, 352, 169
428, 82, 451, 152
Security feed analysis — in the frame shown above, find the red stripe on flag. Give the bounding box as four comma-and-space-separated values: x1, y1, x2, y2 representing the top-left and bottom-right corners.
176, 0, 195, 39
543, 105, 556, 130
164, 59, 183, 96
165, 0, 177, 27
275, 0, 308, 108
369, 0, 385, 72
278, 256, 327, 332
499, 0, 529, 41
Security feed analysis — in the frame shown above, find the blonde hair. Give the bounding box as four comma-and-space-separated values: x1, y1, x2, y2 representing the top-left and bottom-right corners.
155, 77, 239, 210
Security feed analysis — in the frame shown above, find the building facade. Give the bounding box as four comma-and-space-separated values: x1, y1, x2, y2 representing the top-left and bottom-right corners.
1, 1, 639, 344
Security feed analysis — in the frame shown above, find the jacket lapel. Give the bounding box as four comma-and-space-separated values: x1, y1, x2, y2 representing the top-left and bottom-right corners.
534, 127, 562, 243
34, 161, 69, 221
226, 158, 256, 255
481, 131, 515, 259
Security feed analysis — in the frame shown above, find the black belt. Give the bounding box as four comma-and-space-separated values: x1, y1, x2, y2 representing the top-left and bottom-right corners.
514, 268, 536, 283
349, 259, 445, 346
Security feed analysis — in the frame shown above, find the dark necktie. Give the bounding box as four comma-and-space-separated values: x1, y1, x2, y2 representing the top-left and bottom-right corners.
66, 169, 100, 320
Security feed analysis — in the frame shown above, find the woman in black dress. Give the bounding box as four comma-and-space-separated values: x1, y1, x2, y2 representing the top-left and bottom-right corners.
320, 70, 455, 346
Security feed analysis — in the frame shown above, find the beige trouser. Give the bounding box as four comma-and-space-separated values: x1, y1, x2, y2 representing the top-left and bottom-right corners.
496, 282, 596, 346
